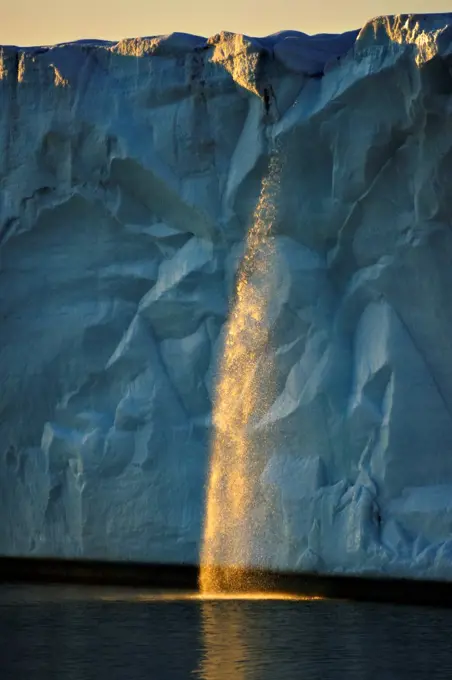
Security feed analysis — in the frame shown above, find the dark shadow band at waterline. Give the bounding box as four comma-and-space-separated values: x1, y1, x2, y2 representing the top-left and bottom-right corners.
1, 556, 452, 608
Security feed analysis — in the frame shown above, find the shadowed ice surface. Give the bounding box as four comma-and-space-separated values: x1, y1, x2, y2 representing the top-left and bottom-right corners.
2, 585, 452, 679
2, 13, 452, 580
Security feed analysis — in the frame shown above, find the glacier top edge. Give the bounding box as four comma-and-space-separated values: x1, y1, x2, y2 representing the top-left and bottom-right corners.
1, 13, 451, 58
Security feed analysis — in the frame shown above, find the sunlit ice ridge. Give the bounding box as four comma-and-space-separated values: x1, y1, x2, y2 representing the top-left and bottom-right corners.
1, 14, 452, 590
3, 14, 452, 81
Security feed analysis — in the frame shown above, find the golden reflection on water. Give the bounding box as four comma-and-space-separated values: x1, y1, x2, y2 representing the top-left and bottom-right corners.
197, 600, 248, 680
200, 149, 282, 593
0, 585, 323, 603
196, 594, 323, 680
97, 590, 322, 602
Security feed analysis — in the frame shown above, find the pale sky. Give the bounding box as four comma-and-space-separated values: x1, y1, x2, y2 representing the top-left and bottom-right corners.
2, 0, 452, 46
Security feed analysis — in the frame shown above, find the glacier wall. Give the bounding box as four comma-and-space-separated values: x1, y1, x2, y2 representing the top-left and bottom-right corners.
1, 14, 452, 579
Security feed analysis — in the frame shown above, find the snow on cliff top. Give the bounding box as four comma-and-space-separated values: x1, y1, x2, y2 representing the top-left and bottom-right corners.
2, 13, 452, 77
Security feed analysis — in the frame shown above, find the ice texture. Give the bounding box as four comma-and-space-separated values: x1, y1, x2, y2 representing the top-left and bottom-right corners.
1, 14, 452, 579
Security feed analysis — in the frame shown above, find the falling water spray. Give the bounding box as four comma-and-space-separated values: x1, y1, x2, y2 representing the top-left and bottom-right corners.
200, 141, 282, 594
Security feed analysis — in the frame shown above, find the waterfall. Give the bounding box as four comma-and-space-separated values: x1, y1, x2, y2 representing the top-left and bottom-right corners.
200, 148, 281, 593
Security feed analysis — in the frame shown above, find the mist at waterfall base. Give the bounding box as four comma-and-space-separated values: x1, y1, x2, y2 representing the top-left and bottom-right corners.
3, 584, 452, 680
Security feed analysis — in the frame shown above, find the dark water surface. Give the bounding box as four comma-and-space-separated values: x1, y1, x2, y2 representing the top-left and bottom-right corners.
1, 585, 452, 679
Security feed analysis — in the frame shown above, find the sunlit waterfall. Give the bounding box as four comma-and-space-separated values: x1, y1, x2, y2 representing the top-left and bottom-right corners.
200, 148, 281, 594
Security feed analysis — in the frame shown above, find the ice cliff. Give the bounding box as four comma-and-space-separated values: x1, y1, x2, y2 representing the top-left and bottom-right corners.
1, 13, 452, 579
